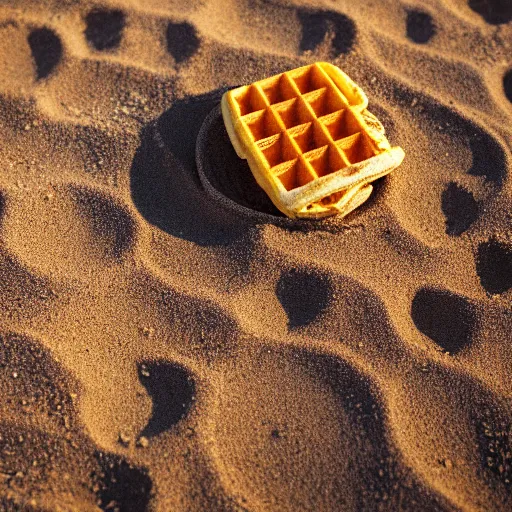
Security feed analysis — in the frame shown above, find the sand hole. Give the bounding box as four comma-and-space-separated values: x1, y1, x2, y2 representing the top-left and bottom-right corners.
138, 361, 195, 437
276, 268, 333, 329
85, 9, 125, 51
411, 288, 476, 354
504, 69, 512, 103
27, 27, 62, 79
166, 21, 200, 64
468, 0, 512, 25
441, 182, 479, 236
406, 10, 436, 44
298, 9, 356, 56
477, 239, 512, 294
95, 454, 152, 511
196, 103, 286, 219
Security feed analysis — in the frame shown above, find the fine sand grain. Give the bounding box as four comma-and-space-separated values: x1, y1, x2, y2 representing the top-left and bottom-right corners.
0, 0, 511, 510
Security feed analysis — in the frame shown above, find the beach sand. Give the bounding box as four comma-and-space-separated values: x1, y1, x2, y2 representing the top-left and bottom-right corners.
0, 0, 511, 510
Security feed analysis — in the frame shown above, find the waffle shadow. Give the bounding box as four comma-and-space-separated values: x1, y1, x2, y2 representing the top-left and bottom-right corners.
85, 8, 125, 51
411, 288, 476, 354
477, 239, 512, 295
298, 9, 356, 56
130, 88, 250, 246
138, 361, 195, 438
276, 267, 333, 329
27, 27, 62, 80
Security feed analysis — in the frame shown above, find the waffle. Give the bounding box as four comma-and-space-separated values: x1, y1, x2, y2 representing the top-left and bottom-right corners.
221, 62, 405, 219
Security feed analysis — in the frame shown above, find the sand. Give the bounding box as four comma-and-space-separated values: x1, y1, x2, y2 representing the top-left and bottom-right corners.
0, 0, 511, 510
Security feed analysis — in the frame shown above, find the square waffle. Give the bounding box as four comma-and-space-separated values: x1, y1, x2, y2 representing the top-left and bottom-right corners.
221, 62, 405, 219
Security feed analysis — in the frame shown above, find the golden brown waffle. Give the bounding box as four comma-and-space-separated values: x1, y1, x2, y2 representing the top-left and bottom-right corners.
221, 62, 405, 219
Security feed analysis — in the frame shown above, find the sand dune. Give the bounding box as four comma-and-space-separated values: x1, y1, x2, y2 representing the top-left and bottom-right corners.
0, 0, 511, 510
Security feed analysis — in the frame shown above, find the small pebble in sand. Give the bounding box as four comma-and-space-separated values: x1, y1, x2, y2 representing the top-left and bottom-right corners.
140, 365, 150, 377
142, 327, 154, 338
442, 458, 453, 469
118, 432, 131, 447
137, 436, 149, 448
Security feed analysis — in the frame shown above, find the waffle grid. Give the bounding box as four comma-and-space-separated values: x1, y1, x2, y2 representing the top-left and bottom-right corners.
232, 64, 378, 192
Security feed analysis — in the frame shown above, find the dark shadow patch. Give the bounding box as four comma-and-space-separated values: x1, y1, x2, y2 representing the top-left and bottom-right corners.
477, 239, 512, 295
468, 0, 512, 25
298, 9, 356, 56
138, 361, 195, 438
85, 9, 125, 51
411, 288, 476, 354
406, 10, 436, 44
166, 21, 200, 64
69, 186, 137, 260
94, 453, 152, 512
27, 27, 63, 80
276, 268, 333, 329
441, 182, 479, 236
130, 88, 253, 246
504, 69, 512, 103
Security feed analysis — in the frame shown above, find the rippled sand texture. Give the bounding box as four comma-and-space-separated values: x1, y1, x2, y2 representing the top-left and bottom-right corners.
0, 0, 511, 510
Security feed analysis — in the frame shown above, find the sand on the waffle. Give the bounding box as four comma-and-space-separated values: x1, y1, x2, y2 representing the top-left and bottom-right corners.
0, 0, 511, 510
